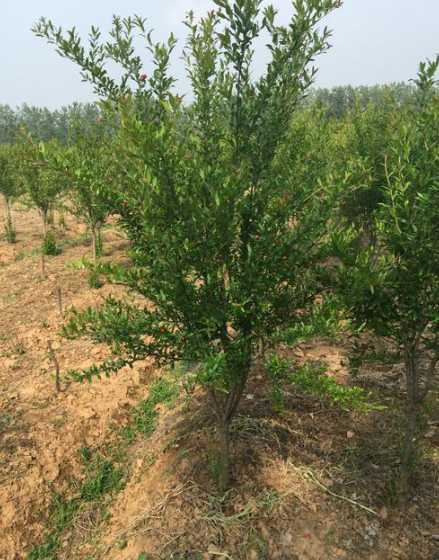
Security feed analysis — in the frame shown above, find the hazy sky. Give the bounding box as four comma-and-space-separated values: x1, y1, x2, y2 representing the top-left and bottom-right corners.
1, 1, 438, 108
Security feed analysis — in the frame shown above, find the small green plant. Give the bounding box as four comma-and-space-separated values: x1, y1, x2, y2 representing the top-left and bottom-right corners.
121, 378, 179, 442
66, 256, 91, 270
265, 355, 290, 412
265, 355, 384, 413
49, 493, 79, 534
292, 361, 382, 411
27, 493, 79, 560
42, 230, 61, 256
79, 451, 123, 501
27, 452, 122, 559
87, 268, 103, 289
27, 535, 59, 560
67, 256, 104, 288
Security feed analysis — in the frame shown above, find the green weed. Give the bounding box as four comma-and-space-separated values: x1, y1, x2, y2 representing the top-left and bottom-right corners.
87, 269, 103, 289
276, 297, 345, 346
66, 256, 92, 270
15, 247, 40, 261
42, 231, 61, 256
265, 355, 384, 412
80, 452, 123, 501
122, 378, 179, 442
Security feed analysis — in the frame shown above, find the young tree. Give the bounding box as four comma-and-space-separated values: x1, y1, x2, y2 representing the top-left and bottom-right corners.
334, 57, 439, 490
18, 135, 66, 273
56, 121, 113, 262
0, 144, 21, 243
334, 95, 401, 247
0, 105, 19, 144
35, 0, 341, 490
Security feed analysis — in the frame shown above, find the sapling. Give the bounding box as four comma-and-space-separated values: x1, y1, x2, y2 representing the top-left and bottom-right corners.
334, 96, 400, 248
334, 57, 439, 491
18, 135, 66, 274
0, 144, 21, 243
35, 0, 341, 491
56, 119, 113, 263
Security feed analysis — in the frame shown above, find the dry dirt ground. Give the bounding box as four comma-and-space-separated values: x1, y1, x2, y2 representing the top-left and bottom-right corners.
0, 208, 438, 560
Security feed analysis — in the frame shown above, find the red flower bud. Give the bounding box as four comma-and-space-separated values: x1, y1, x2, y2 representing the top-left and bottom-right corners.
139, 74, 147, 82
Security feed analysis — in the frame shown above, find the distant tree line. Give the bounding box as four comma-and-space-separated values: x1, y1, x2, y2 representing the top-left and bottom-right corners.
306, 82, 420, 117
0, 82, 429, 144
0, 102, 100, 144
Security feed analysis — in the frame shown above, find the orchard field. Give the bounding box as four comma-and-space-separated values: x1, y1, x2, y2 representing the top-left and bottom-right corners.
0, 1, 438, 559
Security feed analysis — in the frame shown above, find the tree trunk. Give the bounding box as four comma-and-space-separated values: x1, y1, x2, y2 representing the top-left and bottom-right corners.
209, 358, 251, 493
58, 208, 68, 230
91, 224, 102, 263
41, 210, 48, 277
47, 206, 55, 226
401, 346, 421, 492
42, 210, 48, 238
3, 195, 15, 243
217, 417, 231, 493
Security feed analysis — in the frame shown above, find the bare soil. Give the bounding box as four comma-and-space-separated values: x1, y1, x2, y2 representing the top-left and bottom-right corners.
0, 209, 438, 560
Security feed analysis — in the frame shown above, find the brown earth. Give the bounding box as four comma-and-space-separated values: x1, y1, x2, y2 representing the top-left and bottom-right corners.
0, 208, 438, 560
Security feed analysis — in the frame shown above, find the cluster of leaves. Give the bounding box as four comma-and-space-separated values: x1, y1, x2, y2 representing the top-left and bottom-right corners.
275, 295, 345, 346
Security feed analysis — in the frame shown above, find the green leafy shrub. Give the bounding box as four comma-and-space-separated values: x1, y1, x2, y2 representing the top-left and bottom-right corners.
334, 57, 439, 487
42, 230, 61, 256
265, 355, 290, 412
36, 0, 341, 491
